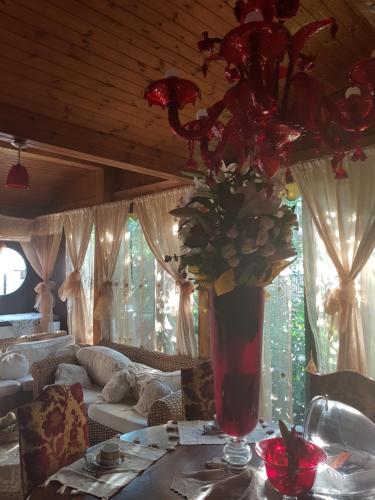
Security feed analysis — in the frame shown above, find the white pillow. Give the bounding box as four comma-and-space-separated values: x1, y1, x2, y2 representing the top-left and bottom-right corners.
102, 369, 136, 403
76, 346, 132, 387
0, 353, 29, 380
132, 369, 181, 399
55, 363, 92, 388
6, 335, 75, 366
133, 378, 172, 417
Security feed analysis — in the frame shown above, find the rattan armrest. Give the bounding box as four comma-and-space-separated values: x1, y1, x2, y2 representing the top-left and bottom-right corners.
31, 354, 78, 399
147, 389, 184, 426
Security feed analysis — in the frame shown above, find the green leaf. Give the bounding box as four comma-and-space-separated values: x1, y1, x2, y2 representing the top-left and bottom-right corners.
278, 420, 290, 442
170, 207, 201, 218
181, 170, 207, 179
188, 197, 214, 209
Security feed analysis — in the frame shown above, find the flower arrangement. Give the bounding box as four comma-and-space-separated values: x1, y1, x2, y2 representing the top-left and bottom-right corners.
168, 162, 298, 291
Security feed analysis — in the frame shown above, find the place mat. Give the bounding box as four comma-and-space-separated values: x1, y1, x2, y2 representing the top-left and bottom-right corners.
0, 441, 22, 499
43, 437, 166, 499
171, 466, 269, 500
177, 421, 277, 445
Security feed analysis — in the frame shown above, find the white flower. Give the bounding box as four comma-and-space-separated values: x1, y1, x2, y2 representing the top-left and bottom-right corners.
193, 176, 210, 195
256, 230, 269, 246
260, 244, 277, 257
228, 256, 240, 267
221, 161, 238, 173
221, 243, 237, 259
241, 238, 258, 254
259, 216, 274, 230
226, 227, 239, 239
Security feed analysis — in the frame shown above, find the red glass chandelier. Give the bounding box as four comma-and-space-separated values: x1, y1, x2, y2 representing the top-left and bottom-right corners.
5, 139, 29, 189
145, 0, 375, 179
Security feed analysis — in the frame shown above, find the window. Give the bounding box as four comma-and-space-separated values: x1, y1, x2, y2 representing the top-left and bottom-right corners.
0, 247, 27, 295
263, 198, 306, 424
112, 216, 198, 354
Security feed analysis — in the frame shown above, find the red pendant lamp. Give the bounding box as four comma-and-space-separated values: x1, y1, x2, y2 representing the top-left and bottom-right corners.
5, 139, 29, 189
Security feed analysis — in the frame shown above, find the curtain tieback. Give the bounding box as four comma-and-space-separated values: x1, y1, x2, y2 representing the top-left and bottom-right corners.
34, 281, 55, 315
324, 276, 356, 331
94, 280, 114, 321
58, 270, 82, 302
176, 279, 195, 296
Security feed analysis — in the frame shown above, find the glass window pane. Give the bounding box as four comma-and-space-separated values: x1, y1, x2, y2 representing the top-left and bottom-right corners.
0, 247, 27, 295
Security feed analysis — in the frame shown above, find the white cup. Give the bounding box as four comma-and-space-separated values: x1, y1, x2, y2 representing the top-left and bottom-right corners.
99, 442, 120, 466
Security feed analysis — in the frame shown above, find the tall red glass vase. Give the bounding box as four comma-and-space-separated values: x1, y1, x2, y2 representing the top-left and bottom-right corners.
209, 285, 264, 469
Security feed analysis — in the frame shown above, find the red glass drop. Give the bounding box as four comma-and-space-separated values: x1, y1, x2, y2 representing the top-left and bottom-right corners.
209, 286, 264, 437
256, 437, 327, 496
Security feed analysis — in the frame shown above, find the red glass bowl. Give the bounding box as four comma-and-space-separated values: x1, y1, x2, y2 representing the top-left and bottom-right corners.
256, 437, 327, 496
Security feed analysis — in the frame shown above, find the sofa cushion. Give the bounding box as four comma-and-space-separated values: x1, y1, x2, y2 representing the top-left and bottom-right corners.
0, 380, 21, 397
77, 346, 132, 387
6, 335, 75, 369
82, 386, 103, 408
133, 378, 173, 417
17, 375, 34, 392
55, 363, 92, 388
132, 369, 181, 400
102, 369, 136, 403
88, 400, 147, 434
0, 352, 29, 379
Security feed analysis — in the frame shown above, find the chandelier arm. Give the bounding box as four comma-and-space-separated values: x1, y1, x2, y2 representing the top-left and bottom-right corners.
280, 61, 294, 116
167, 100, 226, 141
199, 120, 234, 167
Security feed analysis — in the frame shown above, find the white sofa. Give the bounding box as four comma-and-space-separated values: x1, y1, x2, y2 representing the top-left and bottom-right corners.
0, 331, 71, 415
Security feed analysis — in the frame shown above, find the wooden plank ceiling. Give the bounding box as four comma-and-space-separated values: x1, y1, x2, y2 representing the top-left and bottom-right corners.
0, 0, 374, 215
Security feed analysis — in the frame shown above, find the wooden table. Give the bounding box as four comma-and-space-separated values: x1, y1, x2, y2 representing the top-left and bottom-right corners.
28, 425, 323, 499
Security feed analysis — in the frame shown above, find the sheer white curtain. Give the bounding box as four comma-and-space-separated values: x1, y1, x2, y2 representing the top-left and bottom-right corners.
94, 201, 129, 341
21, 214, 63, 331
292, 149, 375, 375
133, 187, 197, 358
111, 217, 180, 353
58, 208, 94, 343
0, 214, 33, 241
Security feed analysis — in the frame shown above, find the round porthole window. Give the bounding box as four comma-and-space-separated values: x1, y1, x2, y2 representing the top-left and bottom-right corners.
0, 247, 27, 295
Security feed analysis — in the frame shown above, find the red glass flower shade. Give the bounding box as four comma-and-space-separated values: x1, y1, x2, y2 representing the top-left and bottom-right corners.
144, 76, 201, 110
5, 163, 30, 189
256, 437, 327, 496
144, 0, 375, 179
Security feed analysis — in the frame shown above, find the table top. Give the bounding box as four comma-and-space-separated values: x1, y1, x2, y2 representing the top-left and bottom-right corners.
0, 312, 41, 323
27, 425, 330, 500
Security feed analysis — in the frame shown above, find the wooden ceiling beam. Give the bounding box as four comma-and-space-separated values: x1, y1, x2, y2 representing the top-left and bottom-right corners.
0, 142, 105, 172
0, 103, 186, 181
111, 179, 190, 201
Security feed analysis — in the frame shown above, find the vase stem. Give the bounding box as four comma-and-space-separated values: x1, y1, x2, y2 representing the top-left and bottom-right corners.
223, 436, 252, 471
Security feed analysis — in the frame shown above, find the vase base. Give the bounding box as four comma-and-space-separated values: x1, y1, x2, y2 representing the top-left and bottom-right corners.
223, 436, 252, 472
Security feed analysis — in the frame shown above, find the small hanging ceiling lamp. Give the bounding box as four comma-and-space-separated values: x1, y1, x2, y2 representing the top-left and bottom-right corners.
5, 139, 29, 189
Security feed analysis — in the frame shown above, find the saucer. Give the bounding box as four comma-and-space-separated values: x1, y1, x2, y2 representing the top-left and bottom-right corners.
91, 454, 126, 470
